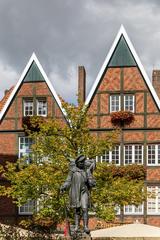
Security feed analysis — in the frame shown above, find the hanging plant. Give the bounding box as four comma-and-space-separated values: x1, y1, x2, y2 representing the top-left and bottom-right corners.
111, 111, 135, 127
22, 116, 46, 132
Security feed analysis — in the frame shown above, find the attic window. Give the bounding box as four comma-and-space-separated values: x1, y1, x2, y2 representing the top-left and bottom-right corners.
110, 95, 120, 112
23, 98, 47, 117
124, 95, 135, 112
24, 99, 33, 116
37, 99, 47, 117
110, 94, 135, 113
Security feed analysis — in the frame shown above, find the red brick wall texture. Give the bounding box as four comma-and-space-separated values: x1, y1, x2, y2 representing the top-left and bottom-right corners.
0, 81, 65, 219
88, 66, 160, 130
1, 64, 160, 225
0, 82, 64, 131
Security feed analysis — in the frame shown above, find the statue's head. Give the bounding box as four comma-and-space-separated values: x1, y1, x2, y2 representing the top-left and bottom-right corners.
75, 155, 86, 169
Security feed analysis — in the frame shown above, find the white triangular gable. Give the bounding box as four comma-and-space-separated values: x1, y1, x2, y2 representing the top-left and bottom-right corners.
85, 25, 160, 110
0, 53, 66, 120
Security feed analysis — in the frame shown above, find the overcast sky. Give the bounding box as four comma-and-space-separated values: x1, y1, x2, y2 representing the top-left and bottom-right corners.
0, 0, 160, 103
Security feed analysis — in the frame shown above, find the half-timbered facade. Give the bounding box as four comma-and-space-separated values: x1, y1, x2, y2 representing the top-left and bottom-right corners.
0, 53, 65, 223
1, 26, 160, 227
85, 26, 160, 226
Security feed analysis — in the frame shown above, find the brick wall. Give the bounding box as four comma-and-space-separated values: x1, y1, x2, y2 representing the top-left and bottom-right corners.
88, 66, 160, 130
0, 80, 65, 223
123, 67, 147, 91
98, 68, 121, 91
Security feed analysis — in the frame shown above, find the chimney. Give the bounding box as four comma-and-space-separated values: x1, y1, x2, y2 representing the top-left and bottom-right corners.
78, 66, 86, 103
5, 89, 9, 95
152, 70, 160, 99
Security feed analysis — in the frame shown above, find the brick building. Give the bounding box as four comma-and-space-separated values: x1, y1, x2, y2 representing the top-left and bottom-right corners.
0, 53, 66, 223
1, 26, 160, 226
85, 25, 160, 227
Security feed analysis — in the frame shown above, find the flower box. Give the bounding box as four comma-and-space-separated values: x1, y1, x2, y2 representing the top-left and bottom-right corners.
111, 111, 135, 127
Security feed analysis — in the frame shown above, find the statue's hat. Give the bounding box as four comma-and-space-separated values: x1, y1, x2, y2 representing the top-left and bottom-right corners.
75, 155, 86, 164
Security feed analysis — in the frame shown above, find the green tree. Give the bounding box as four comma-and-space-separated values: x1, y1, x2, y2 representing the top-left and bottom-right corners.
93, 163, 146, 221
0, 99, 146, 228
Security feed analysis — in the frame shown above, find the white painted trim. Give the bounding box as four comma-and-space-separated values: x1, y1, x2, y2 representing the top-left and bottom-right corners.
110, 94, 121, 112
124, 144, 143, 165
0, 53, 66, 120
24, 99, 34, 116
85, 25, 160, 110
37, 99, 47, 117
124, 204, 144, 215
147, 144, 160, 166
18, 209, 33, 215
18, 199, 35, 215
147, 186, 160, 215
124, 94, 135, 113
100, 145, 120, 165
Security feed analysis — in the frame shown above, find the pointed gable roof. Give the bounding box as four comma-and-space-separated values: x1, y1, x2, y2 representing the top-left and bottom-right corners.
23, 60, 45, 82
85, 25, 160, 110
108, 35, 137, 67
0, 53, 65, 120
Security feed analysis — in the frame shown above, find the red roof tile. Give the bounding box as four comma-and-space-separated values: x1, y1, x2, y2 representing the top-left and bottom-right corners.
0, 86, 14, 111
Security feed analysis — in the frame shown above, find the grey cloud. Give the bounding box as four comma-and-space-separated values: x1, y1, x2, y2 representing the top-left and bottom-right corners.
0, 0, 160, 102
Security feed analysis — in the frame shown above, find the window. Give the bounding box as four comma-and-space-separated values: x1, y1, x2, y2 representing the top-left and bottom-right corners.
115, 206, 120, 215
37, 99, 47, 116
23, 98, 47, 116
124, 204, 143, 215
124, 95, 135, 112
147, 186, 160, 214
19, 137, 33, 164
147, 144, 160, 166
19, 200, 36, 215
24, 99, 33, 116
101, 145, 120, 165
124, 145, 143, 165
110, 94, 135, 112
110, 95, 120, 112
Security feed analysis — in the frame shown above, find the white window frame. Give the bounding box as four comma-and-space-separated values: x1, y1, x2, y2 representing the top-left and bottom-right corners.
19, 200, 36, 215
124, 95, 135, 112
110, 95, 121, 112
37, 99, 47, 117
124, 204, 143, 215
124, 145, 143, 165
19, 137, 33, 164
101, 145, 120, 165
147, 186, 160, 215
95, 156, 99, 163
147, 144, 160, 166
115, 205, 120, 215
24, 99, 34, 116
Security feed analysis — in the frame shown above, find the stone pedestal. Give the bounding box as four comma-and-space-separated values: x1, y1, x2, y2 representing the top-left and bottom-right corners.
70, 231, 91, 240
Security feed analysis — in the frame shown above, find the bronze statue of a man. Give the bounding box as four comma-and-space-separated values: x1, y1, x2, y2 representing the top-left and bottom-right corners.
60, 155, 96, 234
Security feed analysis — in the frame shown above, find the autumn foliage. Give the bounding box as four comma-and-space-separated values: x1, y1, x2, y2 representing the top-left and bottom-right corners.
0, 98, 146, 228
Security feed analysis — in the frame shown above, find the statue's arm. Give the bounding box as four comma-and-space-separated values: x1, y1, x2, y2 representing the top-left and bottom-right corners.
60, 171, 72, 192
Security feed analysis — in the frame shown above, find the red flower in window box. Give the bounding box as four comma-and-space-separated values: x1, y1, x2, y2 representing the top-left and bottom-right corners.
22, 116, 46, 132
111, 111, 135, 127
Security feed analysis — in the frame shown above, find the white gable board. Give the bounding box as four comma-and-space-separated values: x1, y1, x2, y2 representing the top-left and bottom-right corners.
0, 53, 66, 120
85, 25, 160, 110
